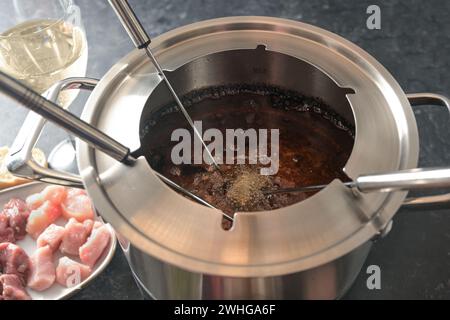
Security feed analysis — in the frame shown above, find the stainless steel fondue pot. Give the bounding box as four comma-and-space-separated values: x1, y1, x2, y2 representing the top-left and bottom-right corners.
4, 16, 450, 299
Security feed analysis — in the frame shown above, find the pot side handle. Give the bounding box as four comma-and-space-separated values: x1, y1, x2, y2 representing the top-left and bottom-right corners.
6, 77, 99, 189
402, 92, 450, 209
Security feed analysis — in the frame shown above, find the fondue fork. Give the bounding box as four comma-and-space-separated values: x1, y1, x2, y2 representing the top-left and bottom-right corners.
0, 70, 232, 221
108, 0, 220, 170
263, 168, 450, 194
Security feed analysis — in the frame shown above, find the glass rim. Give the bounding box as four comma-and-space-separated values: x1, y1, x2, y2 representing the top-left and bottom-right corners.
0, 0, 76, 39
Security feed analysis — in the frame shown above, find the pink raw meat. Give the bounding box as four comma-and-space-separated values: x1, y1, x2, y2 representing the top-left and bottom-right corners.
26, 200, 62, 239
25, 193, 42, 211
0, 242, 30, 285
56, 256, 91, 288
0, 211, 15, 243
3, 198, 29, 212
0, 274, 31, 300
79, 224, 111, 267
27, 245, 56, 291
36, 224, 65, 252
60, 218, 94, 256
2, 198, 30, 240
26, 185, 67, 210
61, 188, 94, 222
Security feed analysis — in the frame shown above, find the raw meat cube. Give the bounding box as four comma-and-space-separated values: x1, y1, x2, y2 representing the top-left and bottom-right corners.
41, 185, 67, 205
26, 185, 67, 210
3, 198, 29, 212
0, 210, 9, 229
0, 211, 15, 243
61, 188, 94, 222
0, 242, 30, 285
60, 218, 93, 256
0, 227, 15, 243
2, 198, 30, 240
26, 200, 62, 239
25, 193, 42, 211
37, 224, 65, 252
55, 257, 91, 288
79, 224, 111, 267
0, 274, 31, 300
27, 245, 55, 291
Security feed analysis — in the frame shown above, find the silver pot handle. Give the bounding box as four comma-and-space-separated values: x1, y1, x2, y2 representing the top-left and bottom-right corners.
7, 77, 99, 188
401, 92, 450, 208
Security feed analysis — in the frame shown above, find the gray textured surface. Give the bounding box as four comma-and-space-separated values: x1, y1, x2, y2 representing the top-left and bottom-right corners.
0, 0, 449, 299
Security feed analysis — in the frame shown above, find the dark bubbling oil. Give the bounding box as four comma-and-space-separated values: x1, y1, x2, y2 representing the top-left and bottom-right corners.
141, 85, 354, 223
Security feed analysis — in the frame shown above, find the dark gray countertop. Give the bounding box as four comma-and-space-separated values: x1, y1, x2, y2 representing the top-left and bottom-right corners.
1, 0, 449, 299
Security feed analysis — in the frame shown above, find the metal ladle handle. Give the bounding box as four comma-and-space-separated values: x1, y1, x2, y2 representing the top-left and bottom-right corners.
7, 77, 98, 188
0, 71, 134, 164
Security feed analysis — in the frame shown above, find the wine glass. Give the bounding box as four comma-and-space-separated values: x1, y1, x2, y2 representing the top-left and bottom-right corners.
0, 0, 88, 172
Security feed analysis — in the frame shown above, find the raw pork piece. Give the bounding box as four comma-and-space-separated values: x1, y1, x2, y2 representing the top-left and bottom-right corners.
3, 198, 29, 212
56, 257, 91, 288
37, 224, 65, 252
79, 224, 111, 267
61, 188, 94, 222
60, 218, 94, 256
0, 242, 30, 285
27, 245, 56, 291
25, 193, 42, 211
0, 274, 31, 300
2, 198, 30, 240
26, 200, 62, 239
26, 185, 67, 210
0, 211, 15, 243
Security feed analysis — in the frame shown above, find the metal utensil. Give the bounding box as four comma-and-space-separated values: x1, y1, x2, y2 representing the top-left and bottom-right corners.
44, 133, 226, 216
48, 137, 78, 173
108, 0, 219, 170
264, 168, 450, 195
0, 71, 230, 218
155, 172, 233, 221
0, 70, 134, 164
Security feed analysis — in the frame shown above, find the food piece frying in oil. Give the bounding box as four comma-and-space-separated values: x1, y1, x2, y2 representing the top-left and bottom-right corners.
145, 85, 355, 214
226, 166, 270, 209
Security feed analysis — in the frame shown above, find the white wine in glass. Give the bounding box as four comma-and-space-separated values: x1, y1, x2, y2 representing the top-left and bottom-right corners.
0, 0, 88, 107
0, 0, 88, 172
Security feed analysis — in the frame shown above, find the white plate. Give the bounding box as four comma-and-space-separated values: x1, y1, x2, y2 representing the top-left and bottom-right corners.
0, 182, 117, 300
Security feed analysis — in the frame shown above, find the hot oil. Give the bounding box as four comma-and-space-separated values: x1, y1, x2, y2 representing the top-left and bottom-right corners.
142, 85, 354, 220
